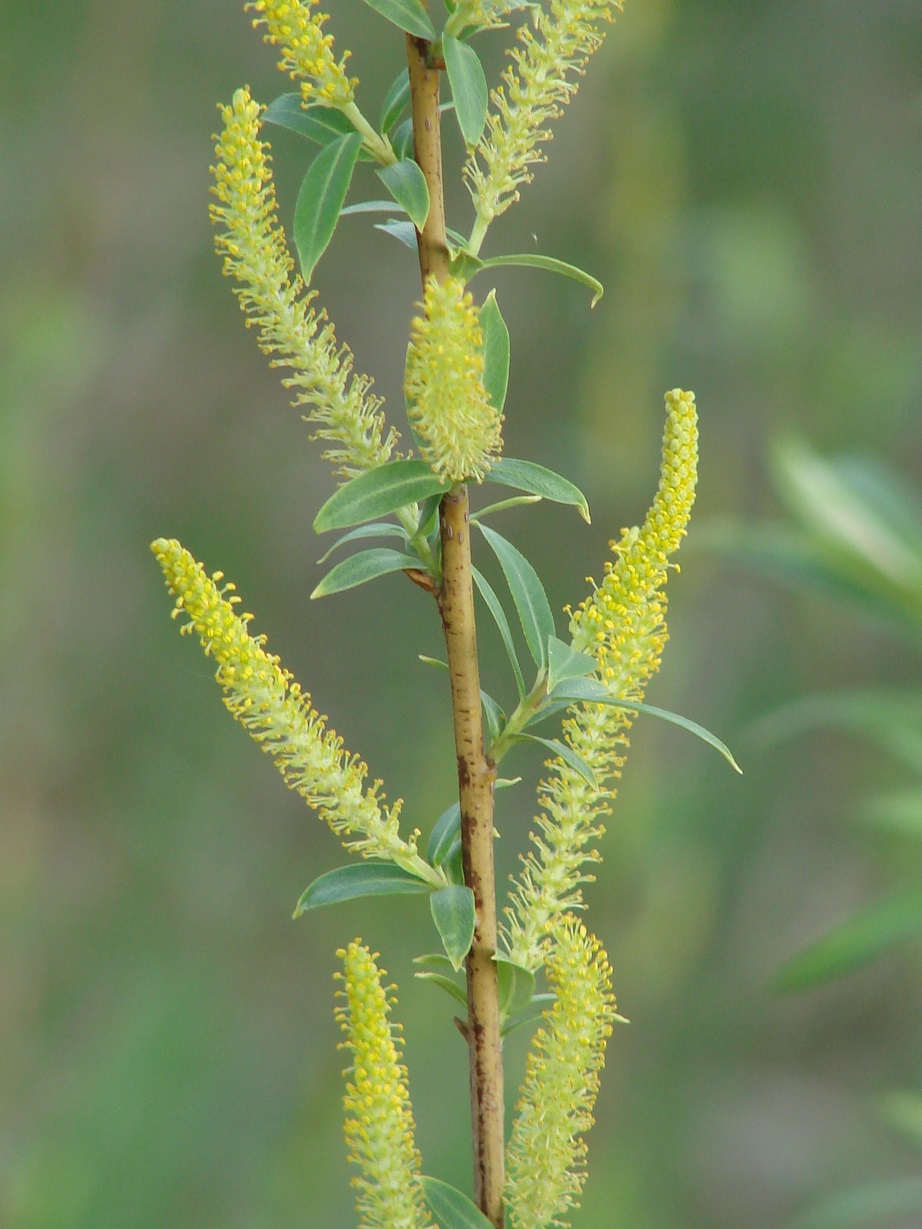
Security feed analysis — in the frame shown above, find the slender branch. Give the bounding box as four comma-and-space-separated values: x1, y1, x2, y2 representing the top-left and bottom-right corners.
405, 29, 505, 1227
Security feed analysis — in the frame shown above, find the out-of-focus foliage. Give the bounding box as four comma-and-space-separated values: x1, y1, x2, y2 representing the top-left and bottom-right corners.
2, 3, 922, 1229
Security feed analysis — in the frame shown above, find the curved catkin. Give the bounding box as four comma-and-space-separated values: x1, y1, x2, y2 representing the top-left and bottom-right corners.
505, 917, 617, 1229
404, 276, 503, 484
210, 86, 396, 477
505, 390, 698, 970
335, 941, 435, 1229
245, 0, 356, 107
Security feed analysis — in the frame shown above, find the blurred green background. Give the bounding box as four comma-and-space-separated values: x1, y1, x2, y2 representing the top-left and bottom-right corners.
3, 1, 922, 1226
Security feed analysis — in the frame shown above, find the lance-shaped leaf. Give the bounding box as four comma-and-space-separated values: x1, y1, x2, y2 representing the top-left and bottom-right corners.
295, 863, 431, 914
495, 953, 536, 1018
481, 689, 506, 746
430, 885, 476, 971
360, 0, 434, 38
479, 252, 603, 306
263, 94, 375, 159
317, 522, 409, 564
375, 217, 418, 248
473, 566, 527, 698
314, 459, 450, 532
443, 35, 488, 146
311, 548, 420, 598
487, 457, 591, 523
376, 158, 430, 230
513, 733, 597, 786
480, 290, 510, 412
546, 636, 597, 693
421, 1177, 495, 1229
294, 132, 364, 280
415, 971, 469, 1008
477, 523, 555, 670
426, 802, 462, 867
379, 68, 411, 133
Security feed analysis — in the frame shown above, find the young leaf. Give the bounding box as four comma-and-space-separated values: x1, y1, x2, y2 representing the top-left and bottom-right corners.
421, 1177, 496, 1229
549, 677, 742, 773
314, 459, 449, 532
341, 199, 408, 217
477, 523, 555, 671
430, 885, 476, 971
495, 953, 536, 1018
546, 636, 597, 693
479, 252, 604, 306
376, 158, 430, 230
443, 837, 465, 886
317, 522, 408, 564
775, 888, 922, 992
294, 863, 430, 914
481, 690, 506, 746
389, 117, 415, 161
294, 133, 364, 281
311, 548, 419, 598
486, 457, 591, 523
374, 218, 418, 249
501, 993, 557, 1037
473, 566, 527, 698
472, 495, 543, 520
513, 733, 598, 786
427, 802, 462, 866
415, 971, 469, 1008
379, 67, 411, 133
360, 0, 435, 39
263, 94, 374, 160
480, 290, 510, 412
443, 35, 488, 146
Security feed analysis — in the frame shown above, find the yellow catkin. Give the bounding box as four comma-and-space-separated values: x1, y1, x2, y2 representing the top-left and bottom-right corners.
404, 276, 503, 484
465, 0, 623, 228
150, 538, 433, 873
505, 391, 698, 970
246, 0, 356, 107
210, 86, 395, 477
335, 941, 435, 1229
505, 917, 617, 1229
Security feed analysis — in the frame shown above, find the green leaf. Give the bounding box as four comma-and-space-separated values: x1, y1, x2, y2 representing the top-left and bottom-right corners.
481, 690, 505, 746
444, 837, 464, 885
421, 1177, 495, 1229
479, 252, 604, 306
787, 1178, 922, 1229
317, 522, 408, 564
480, 291, 510, 412
472, 495, 543, 520
418, 654, 449, 670
413, 953, 457, 972
314, 460, 449, 532
376, 158, 430, 230
294, 863, 430, 914
495, 953, 536, 1018
443, 35, 488, 146
501, 992, 556, 1037
375, 217, 418, 249
311, 548, 419, 598
430, 885, 476, 971
390, 117, 415, 161
359, 0, 434, 38
415, 971, 469, 1008
550, 677, 743, 773
513, 733, 597, 786
546, 636, 597, 693
477, 523, 556, 671
263, 94, 375, 160
775, 888, 922, 992
473, 566, 527, 698
341, 199, 408, 217
379, 68, 411, 133
426, 802, 461, 866
487, 456, 591, 523
294, 133, 364, 281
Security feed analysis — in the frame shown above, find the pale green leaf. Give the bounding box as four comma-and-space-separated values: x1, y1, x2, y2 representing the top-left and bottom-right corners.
477, 523, 555, 670
443, 35, 488, 146
311, 548, 419, 598
501, 992, 556, 1037
480, 290, 510, 412
317, 522, 408, 564
481, 689, 505, 746
294, 863, 429, 914
376, 158, 430, 230
546, 636, 597, 693
473, 566, 526, 698
359, 0, 435, 38
314, 459, 449, 532
514, 733, 597, 786
263, 94, 374, 160
341, 199, 408, 217
421, 1177, 495, 1229
426, 802, 461, 867
374, 217, 418, 249
479, 252, 603, 306
430, 885, 476, 971
487, 456, 591, 523
294, 133, 364, 281
415, 971, 469, 1008
494, 953, 536, 1018
379, 68, 411, 133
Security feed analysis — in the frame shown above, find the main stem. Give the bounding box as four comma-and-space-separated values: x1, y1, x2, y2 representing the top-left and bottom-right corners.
405, 32, 505, 1228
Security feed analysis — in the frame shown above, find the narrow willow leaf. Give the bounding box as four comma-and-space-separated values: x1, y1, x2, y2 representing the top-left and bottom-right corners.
495, 953, 536, 1018
501, 993, 557, 1037
418, 655, 449, 670
480, 290, 510, 412
471, 495, 543, 520
417, 492, 442, 537
341, 199, 408, 217
444, 837, 464, 886
430, 885, 476, 971
421, 1177, 495, 1229
550, 677, 742, 773
473, 566, 527, 698
788, 1178, 922, 1229
317, 522, 408, 564
481, 690, 505, 746
360, 0, 435, 38
443, 35, 488, 146
390, 117, 415, 161
546, 636, 597, 693
426, 802, 462, 866
415, 970, 469, 1008
262, 94, 375, 160
294, 863, 430, 914
379, 67, 411, 133
294, 133, 364, 281
487, 457, 591, 523
314, 459, 449, 532
412, 953, 457, 971
477, 523, 555, 670
374, 217, 418, 249
376, 158, 430, 230
775, 888, 922, 992
479, 252, 604, 306
514, 733, 597, 786
311, 548, 419, 598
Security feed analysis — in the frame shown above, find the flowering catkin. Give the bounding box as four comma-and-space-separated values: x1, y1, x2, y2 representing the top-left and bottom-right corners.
505, 390, 698, 970
246, 0, 356, 107
335, 941, 435, 1229
210, 86, 395, 477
